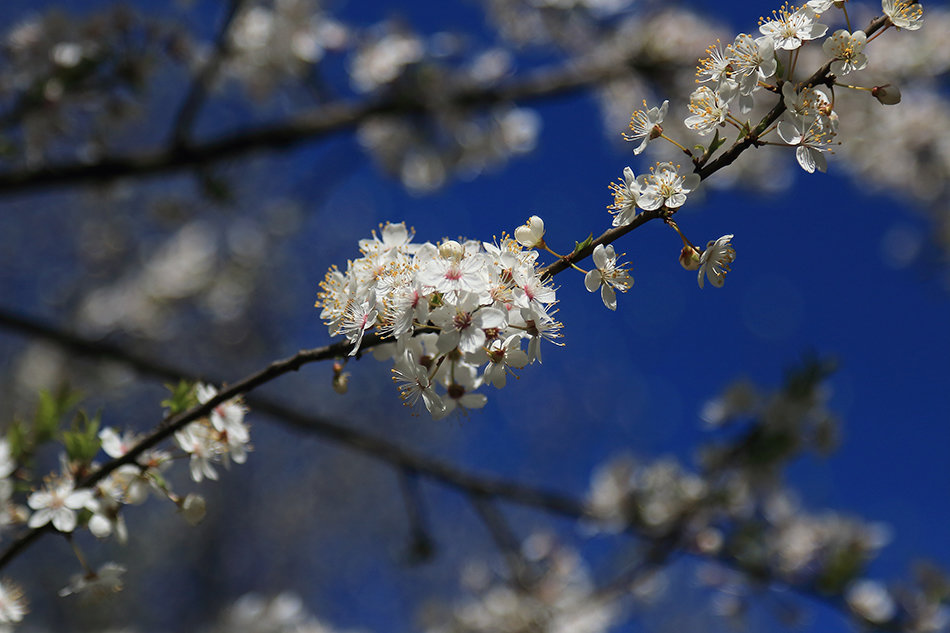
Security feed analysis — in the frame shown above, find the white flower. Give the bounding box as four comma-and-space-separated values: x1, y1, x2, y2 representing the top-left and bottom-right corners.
584, 244, 634, 311
0, 580, 26, 624
513, 215, 545, 249
511, 267, 557, 310
759, 6, 828, 51
882, 0, 923, 30
636, 162, 701, 211
196, 383, 248, 444
623, 100, 668, 155
698, 235, 736, 288
846, 580, 897, 624
782, 83, 834, 125
696, 40, 732, 87
175, 424, 219, 483
433, 363, 486, 420
823, 30, 868, 75
98, 427, 139, 459
337, 299, 378, 357
87, 493, 128, 544
778, 115, 832, 173
607, 166, 640, 227
358, 221, 419, 257
685, 84, 736, 136
417, 247, 489, 297
483, 335, 529, 388
520, 304, 564, 364
58, 562, 126, 597
728, 34, 777, 95
392, 350, 445, 416
27, 478, 93, 532
430, 292, 506, 355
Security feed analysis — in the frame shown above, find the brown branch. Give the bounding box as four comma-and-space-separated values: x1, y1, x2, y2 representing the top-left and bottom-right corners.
0, 308, 917, 631
0, 309, 584, 571
0, 52, 659, 196
697, 15, 889, 181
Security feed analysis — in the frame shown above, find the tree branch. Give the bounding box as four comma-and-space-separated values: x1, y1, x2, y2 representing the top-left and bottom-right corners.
0, 51, 664, 196
168, 0, 246, 148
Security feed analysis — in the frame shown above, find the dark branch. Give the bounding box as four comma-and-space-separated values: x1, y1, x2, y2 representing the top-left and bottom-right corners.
0, 52, 661, 196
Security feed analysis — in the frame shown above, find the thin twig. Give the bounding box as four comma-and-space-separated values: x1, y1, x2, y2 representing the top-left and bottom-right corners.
169, 0, 246, 147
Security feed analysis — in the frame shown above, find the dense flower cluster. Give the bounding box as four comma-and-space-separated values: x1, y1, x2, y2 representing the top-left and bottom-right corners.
316, 221, 562, 419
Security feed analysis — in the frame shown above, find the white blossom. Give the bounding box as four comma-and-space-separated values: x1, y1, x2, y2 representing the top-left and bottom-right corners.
317, 222, 564, 417
58, 562, 126, 597
0, 580, 26, 624
584, 244, 634, 311
636, 162, 701, 211
882, 0, 924, 30
27, 478, 93, 532
698, 235, 736, 289
758, 6, 828, 51
513, 215, 546, 249
823, 30, 868, 76
622, 100, 668, 155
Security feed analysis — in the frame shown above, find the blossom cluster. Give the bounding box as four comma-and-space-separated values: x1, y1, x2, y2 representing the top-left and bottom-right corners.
0, 383, 250, 624
421, 533, 618, 633
316, 221, 563, 419
602, 0, 925, 292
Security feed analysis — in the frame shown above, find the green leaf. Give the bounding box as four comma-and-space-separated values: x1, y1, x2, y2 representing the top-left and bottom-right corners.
61, 409, 102, 465
34, 387, 82, 444
707, 129, 726, 154
7, 419, 29, 461
573, 234, 593, 255
162, 380, 199, 417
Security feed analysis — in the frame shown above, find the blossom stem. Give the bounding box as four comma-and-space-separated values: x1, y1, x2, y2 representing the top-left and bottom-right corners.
661, 134, 693, 156
842, 4, 853, 32
543, 245, 565, 259
66, 534, 93, 576
835, 83, 872, 92
725, 114, 745, 130
866, 24, 889, 44
664, 218, 697, 250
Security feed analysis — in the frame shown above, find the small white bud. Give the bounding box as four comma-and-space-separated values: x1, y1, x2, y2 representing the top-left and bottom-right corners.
514, 215, 545, 249
332, 372, 351, 394
181, 493, 207, 526
679, 245, 701, 271
438, 240, 464, 260
872, 84, 901, 105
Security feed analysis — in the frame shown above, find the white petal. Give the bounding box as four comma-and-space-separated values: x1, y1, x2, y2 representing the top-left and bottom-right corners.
601, 284, 618, 311
584, 270, 602, 293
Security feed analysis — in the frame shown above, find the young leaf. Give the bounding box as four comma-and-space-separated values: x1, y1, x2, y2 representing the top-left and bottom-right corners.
62, 410, 102, 466
34, 387, 82, 444
162, 380, 198, 417
573, 234, 594, 255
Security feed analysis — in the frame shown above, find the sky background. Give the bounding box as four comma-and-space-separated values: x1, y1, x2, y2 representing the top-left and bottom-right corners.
0, 1, 948, 632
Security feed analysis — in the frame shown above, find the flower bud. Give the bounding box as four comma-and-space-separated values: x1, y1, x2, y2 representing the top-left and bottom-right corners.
438, 240, 464, 260
332, 371, 350, 394
679, 245, 701, 270
514, 215, 545, 249
180, 493, 206, 526
872, 84, 901, 105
